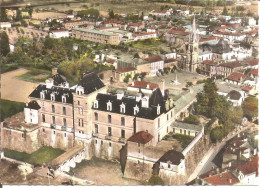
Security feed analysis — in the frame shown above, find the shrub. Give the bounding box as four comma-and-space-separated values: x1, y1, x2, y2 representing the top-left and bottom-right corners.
184, 114, 200, 125
148, 175, 164, 185
186, 81, 193, 87
210, 126, 225, 143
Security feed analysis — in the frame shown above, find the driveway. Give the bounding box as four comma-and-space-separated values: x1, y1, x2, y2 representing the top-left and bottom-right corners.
1, 68, 39, 103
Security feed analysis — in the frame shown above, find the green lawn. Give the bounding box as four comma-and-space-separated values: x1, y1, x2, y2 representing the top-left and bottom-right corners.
17, 68, 51, 83
129, 38, 165, 50
1, 99, 25, 121
4, 147, 65, 166
163, 133, 193, 149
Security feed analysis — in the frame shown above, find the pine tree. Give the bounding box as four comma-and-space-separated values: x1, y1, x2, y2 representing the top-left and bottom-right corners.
222, 6, 228, 15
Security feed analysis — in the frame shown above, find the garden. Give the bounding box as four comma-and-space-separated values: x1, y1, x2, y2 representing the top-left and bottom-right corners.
4, 146, 65, 166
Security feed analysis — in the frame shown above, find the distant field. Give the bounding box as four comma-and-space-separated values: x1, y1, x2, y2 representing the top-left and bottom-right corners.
4, 147, 65, 166
129, 38, 166, 51
1, 99, 25, 122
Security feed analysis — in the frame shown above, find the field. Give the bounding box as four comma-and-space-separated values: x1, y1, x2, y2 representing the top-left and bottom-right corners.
69, 157, 143, 185
1, 99, 25, 121
1, 68, 40, 102
17, 68, 51, 83
4, 147, 65, 166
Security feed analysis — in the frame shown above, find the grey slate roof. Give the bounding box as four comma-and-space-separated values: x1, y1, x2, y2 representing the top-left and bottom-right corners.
172, 121, 203, 132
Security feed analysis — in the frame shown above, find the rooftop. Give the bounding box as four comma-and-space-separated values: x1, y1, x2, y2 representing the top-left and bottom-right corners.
128, 81, 159, 90
72, 28, 118, 36
128, 131, 153, 144
226, 72, 246, 82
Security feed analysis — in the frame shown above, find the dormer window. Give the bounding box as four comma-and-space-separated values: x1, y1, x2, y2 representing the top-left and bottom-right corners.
51, 93, 55, 101
76, 86, 84, 95
120, 103, 125, 113
146, 84, 150, 89
40, 91, 45, 99
157, 104, 161, 115
62, 95, 66, 103
134, 105, 139, 115
107, 100, 112, 111
94, 100, 99, 108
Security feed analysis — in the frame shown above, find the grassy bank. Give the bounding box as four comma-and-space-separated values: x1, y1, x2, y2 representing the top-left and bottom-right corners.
4, 147, 65, 166
1, 99, 25, 121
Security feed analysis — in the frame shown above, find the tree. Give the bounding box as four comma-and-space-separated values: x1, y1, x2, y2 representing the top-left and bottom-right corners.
148, 175, 164, 185
222, 6, 228, 15
28, 7, 33, 17
210, 126, 225, 143
0, 8, 8, 22
109, 9, 115, 19
123, 74, 131, 83
242, 97, 258, 121
0, 31, 10, 56
15, 9, 22, 21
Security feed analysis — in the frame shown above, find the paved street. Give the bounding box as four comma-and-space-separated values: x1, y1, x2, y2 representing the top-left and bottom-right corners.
187, 121, 256, 183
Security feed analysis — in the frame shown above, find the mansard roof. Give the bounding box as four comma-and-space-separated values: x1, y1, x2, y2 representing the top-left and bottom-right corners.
93, 88, 169, 120
26, 100, 41, 110
52, 74, 66, 86
78, 72, 105, 94
29, 84, 74, 104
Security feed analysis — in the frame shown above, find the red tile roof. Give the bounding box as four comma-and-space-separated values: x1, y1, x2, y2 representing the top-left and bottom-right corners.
250, 69, 258, 76
132, 32, 156, 37
226, 72, 246, 82
249, 30, 258, 35
128, 81, 159, 90
145, 55, 162, 63
129, 22, 142, 27
115, 67, 136, 73
168, 29, 189, 36
203, 171, 240, 185
219, 62, 242, 69
214, 31, 244, 36
224, 135, 247, 154
128, 131, 153, 144
199, 36, 222, 42
106, 58, 117, 63
236, 156, 258, 176
247, 59, 259, 66
164, 58, 176, 64
202, 60, 218, 66
242, 86, 253, 92
151, 10, 167, 14
103, 18, 126, 25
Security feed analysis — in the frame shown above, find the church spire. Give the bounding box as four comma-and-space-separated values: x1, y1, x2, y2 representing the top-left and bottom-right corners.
189, 16, 199, 43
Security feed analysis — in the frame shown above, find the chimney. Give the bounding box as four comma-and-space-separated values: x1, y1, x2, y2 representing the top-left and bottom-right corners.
159, 79, 165, 96
229, 179, 232, 184
228, 161, 232, 167
52, 67, 58, 76
238, 133, 240, 137
253, 148, 257, 155
132, 81, 134, 86
146, 84, 150, 89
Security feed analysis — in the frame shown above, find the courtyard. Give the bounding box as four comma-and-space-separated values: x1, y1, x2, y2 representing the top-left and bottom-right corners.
69, 157, 144, 185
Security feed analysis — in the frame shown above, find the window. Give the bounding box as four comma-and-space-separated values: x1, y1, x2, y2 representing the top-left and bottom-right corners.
107, 101, 112, 111
180, 129, 182, 134
22, 133, 24, 138
52, 105, 55, 113
188, 131, 190, 136
43, 128, 45, 132
158, 118, 160, 128
52, 116, 55, 124
101, 141, 103, 145
94, 100, 98, 108
95, 124, 98, 134
121, 130, 125, 138
138, 149, 140, 153
184, 130, 186, 135
40, 92, 45, 99
121, 117, 125, 126
63, 107, 66, 115
51, 94, 55, 101
62, 96, 66, 103
78, 108, 83, 115
138, 143, 140, 147
108, 115, 112, 123
42, 114, 45, 122
95, 112, 98, 121
63, 118, 67, 126
168, 164, 170, 168
109, 142, 112, 147
108, 127, 112, 136
64, 133, 67, 137
167, 114, 169, 121
120, 103, 125, 113
41, 102, 45, 110
95, 140, 97, 144
78, 100, 80, 105
53, 130, 56, 135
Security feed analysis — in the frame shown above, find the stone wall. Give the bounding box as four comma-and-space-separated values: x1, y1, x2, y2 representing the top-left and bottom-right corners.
159, 170, 186, 185
1, 124, 41, 154
184, 134, 211, 178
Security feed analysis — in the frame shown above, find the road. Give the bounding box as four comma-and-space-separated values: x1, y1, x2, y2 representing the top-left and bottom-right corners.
187, 121, 256, 183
